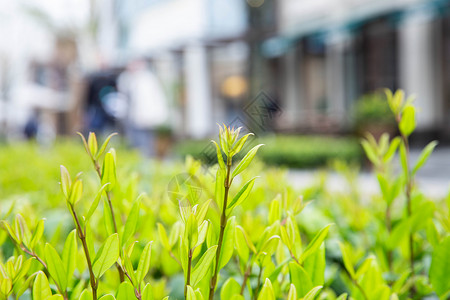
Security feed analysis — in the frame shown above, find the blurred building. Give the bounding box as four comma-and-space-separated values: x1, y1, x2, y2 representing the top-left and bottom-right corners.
273, 0, 450, 137
120, 0, 450, 139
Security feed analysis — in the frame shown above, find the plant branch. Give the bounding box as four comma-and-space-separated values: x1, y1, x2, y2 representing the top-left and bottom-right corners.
240, 263, 253, 295
209, 157, 232, 300
185, 249, 193, 297
70, 205, 97, 300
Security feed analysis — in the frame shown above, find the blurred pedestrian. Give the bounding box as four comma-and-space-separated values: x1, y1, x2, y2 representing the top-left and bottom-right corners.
117, 59, 169, 156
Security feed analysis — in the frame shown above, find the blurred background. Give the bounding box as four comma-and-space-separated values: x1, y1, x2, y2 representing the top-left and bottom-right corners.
1, 0, 450, 159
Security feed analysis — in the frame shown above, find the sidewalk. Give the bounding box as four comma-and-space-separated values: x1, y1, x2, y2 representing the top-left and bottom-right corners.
287, 146, 450, 199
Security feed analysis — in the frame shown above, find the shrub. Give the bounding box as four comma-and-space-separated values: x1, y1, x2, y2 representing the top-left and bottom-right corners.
0, 90, 449, 300
176, 135, 363, 169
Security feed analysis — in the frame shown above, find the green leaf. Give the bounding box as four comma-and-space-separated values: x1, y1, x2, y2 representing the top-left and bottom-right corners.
191, 245, 218, 287
68, 179, 83, 206
259, 235, 280, 256
101, 151, 117, 191
44, 243, 67, 291
62, 230, 77, 286
60, 165, 71, 199
79, 289, 93, 300
47, 295, 64, 300
103, 198, 115, 236
186, 285, 196, 300
383, 137, 401, 163
136, 241, 153, 285
231, 144, 264, 178
30, 219, 45, 249
215, 167, 225, 211
361, 140, 378, 166
141, 283, 154, 300
399, 104, 416, 137
211, 141, 225, 170
218, 217, 236, 269
98, 295, 116, 300
1, 220, 19, 244
93, 233, 120, 278
257, 278, 275, 300
227, 177, 257, 212
304, 244, 325, 286
88, 132, 98, 157
289, 262, 313, 298
336, 293, 348, 300
429, 236, 450, 297
121, 199, 140, 247
287, 284, 297, 300
426, 220, 440, 247
33, 272, 52, 300
230, 133, 253, 157
86, 184, 109, 222
303, 286, 323, 300
116, 281, 135, 299
268, 198, 280, 224
299, 224, 331, 263
339, 242, 355, 279
158, 223, 171, 251
220, 278, 241, 299
96, 133, 118, 159
412, 140, 438, 175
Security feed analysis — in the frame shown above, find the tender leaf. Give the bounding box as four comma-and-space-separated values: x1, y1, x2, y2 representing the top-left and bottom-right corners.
303, 286, 323, 300
86, 184, 109, 222
412, 140, 438, 175
62, 230, 77, 286
60, 165, 71, 199
218, 217, 236, 269
68, 179, 83, 206
79, 290, 93, 300
361, 140, 378, 166
141, 283, 154, 300
191, 245, 218, 287
339, 242, 355, 279
96, 133, 118, 159
399, 104, 416, 137
158, 223, 171, 251
231, 144, 264, 178
257, 278, 275, 300
227, 177, 257, 212
103, 198, 115, 236
289, 262, 313, 298
304, 244, 325, 286
287, 284, 297, 300
93, 233, 120, 278
33, 272, 52, 300
136, 241, 153, 285
121, 199, 140, 246
98, 295, 116, 300
215, 167, 225, 211
88, 132, 98, 157
116, 281, 135, 299
299, 224, 331, 263
221, 277, 241, 299
429, 236, 450, 297
230, 133, 253, 157
211, 141, 225, 170
30, 219, 45, 249
186, 285, 196, 300
101, 151, 117, 191
44, 243, 67, 291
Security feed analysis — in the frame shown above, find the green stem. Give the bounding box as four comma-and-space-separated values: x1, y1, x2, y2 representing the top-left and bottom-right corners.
185, 249, 193, 297
400, 136, 415, 276
71, 205, 98, 300
253, 266, 263, 300
209, 157, 232, 300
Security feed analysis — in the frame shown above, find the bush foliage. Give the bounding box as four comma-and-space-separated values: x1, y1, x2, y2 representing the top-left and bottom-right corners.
0, 90, 449, 300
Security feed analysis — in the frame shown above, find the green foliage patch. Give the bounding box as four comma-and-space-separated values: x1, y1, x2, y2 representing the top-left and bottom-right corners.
0, 90, 449, 300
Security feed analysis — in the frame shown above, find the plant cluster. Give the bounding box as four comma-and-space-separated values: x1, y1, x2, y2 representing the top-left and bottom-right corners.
0, 90, 448, 300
